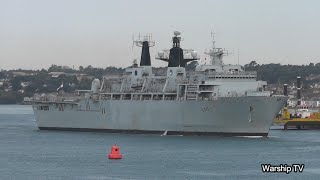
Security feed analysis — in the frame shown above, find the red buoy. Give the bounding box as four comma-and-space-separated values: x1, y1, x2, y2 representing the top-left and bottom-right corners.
108, 144, 122, 159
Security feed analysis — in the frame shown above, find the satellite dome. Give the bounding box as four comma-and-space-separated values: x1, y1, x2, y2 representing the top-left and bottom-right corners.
191, 51, 198, 58
91, 78, 101, 93
133, 59, 137, 64
158, 51, 164, 58
173, 31, 181, 37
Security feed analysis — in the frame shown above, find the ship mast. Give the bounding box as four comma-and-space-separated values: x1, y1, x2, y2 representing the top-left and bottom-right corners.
204, 31, 228, 66
133, 33, 155, 66
156, 31, 199, 67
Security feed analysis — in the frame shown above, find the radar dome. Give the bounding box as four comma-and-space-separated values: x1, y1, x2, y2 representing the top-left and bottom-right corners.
191, 51, 198, 58
133, 59, 137, 64
158, 51, 164, 58
173, 31, 181, 37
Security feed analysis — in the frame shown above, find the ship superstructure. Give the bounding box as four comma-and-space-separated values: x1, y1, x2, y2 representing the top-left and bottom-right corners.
32, 32, 288, 136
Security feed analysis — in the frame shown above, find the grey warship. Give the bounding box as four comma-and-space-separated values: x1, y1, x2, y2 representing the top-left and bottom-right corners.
32, 31, 288, 136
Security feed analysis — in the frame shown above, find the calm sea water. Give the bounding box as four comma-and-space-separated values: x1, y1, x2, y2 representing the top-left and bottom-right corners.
0, 105, 319, 180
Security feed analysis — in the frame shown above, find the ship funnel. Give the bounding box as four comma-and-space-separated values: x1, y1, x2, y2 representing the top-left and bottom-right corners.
156, 31, 199, 67
297, 76, 301, 105
283, 84, 288, 96
169, 35, 184, 67
284, 84, 288, 107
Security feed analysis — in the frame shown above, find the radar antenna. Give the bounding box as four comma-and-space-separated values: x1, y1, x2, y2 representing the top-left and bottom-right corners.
133, 33, 155, 66
155, 31, 199, 67
204, 30, 229, 66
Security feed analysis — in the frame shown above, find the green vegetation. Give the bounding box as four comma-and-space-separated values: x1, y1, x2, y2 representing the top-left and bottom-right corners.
0, 65, 125, 104
244, 61, 320, 84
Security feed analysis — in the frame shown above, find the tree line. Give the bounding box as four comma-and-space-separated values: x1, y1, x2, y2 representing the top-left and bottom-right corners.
244, 61, 320, 84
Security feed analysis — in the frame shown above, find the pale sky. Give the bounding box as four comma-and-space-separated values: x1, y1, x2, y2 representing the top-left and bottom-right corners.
1, 0, 320, 70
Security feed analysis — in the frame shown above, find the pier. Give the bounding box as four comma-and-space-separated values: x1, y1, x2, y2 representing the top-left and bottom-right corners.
274, 118, 320, 130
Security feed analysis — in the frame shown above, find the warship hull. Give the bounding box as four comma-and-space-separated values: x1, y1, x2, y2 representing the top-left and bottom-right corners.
33, 96, 287, 136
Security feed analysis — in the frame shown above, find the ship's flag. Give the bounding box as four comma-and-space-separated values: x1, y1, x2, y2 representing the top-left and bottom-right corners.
57, 81, 64, 92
